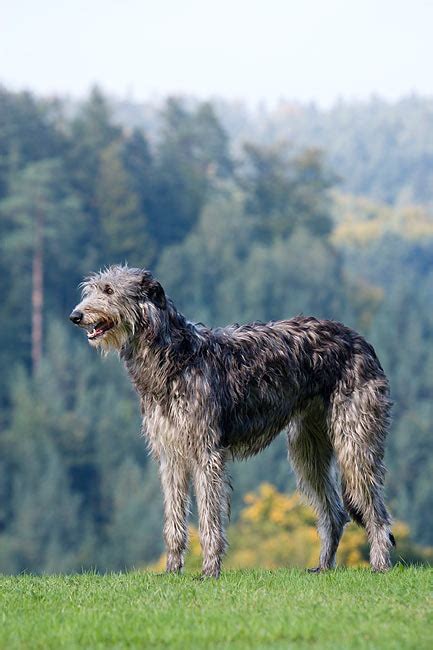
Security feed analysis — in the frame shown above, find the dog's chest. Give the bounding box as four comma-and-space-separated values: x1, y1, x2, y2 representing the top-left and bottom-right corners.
142, 398, 193, 459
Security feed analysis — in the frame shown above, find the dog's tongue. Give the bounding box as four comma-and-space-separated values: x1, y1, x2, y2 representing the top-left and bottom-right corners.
88, 326, 104, 339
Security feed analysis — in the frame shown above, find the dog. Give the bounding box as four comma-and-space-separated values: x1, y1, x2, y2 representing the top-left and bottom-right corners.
70, 264, 394, 576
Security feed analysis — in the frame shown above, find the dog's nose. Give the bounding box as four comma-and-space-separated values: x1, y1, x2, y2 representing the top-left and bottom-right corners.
69, 310, 83, 324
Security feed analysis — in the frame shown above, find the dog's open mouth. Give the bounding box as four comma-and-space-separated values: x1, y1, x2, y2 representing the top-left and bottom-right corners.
86, 320, 114, 340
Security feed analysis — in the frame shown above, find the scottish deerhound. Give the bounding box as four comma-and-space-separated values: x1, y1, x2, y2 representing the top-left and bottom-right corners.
70, 265, 394, 576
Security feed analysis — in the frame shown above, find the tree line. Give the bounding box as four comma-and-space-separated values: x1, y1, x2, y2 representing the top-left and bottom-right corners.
0, 86, 432, 573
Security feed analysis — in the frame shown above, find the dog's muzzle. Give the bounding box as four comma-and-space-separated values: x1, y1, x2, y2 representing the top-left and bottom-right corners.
69, 310, 83, 324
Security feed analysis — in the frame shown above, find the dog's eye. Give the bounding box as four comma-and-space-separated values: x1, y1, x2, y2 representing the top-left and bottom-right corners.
104, 285, 114, 295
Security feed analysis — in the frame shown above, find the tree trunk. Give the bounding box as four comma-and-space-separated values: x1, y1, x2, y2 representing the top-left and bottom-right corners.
32, 204, 43, 374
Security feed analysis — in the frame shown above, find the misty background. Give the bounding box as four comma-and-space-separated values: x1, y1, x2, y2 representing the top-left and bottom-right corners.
1, 1, 433, 572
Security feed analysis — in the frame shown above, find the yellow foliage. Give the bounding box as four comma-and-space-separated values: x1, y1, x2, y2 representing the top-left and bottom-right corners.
148, 483, 433, 572
332, 191, 433, 246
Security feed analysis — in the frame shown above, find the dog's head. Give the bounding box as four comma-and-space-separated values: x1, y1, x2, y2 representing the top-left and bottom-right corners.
69, 265, 167, 351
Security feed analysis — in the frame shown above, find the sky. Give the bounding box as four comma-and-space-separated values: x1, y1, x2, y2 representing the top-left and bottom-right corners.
1, 0, 433, 107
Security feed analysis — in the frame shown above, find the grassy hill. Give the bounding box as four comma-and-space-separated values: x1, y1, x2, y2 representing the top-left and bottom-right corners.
1, 568, 431, 649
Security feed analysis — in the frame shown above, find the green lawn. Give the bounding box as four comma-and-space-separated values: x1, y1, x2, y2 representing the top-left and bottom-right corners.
0, 568, 432, 649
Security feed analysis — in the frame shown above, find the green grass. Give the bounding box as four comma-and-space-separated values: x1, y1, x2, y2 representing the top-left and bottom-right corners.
0, 568, 432, 649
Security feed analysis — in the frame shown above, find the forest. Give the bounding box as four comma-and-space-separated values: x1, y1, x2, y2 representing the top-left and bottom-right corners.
1, 86, 433, 573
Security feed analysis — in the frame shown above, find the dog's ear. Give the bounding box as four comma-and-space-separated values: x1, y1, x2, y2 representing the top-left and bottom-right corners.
143, 279, 166, 311
140, 271, 153, 288
148, 281, 166, 310
140, 272, 167, 310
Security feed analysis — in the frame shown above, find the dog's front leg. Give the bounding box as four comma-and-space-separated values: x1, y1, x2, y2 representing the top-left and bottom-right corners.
193, 450, 228, 578
159, 455, 190, 574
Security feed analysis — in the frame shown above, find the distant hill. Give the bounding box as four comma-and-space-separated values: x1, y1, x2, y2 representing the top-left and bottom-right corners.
112, 94, 433, 208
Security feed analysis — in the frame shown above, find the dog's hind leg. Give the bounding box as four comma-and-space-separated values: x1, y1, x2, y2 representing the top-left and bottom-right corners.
287, 406, 348, 571
193, 449, 228, 578
331, 383, 394, 572
159, 455, 190, 573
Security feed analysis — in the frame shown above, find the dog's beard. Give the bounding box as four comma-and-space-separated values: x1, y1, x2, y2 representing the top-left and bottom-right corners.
78, 311, 125, 351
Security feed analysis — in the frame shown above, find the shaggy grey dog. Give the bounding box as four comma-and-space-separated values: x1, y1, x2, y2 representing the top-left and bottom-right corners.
70, 264, 395, 577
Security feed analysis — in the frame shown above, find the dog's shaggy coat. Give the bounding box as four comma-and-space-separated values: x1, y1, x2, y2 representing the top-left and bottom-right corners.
70, 265, 394, 576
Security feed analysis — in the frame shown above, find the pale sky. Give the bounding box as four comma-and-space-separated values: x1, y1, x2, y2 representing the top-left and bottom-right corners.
1, 0, 432, 106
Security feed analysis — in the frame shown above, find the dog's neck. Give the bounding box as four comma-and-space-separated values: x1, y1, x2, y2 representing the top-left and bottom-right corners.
120, 301, 203, 401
